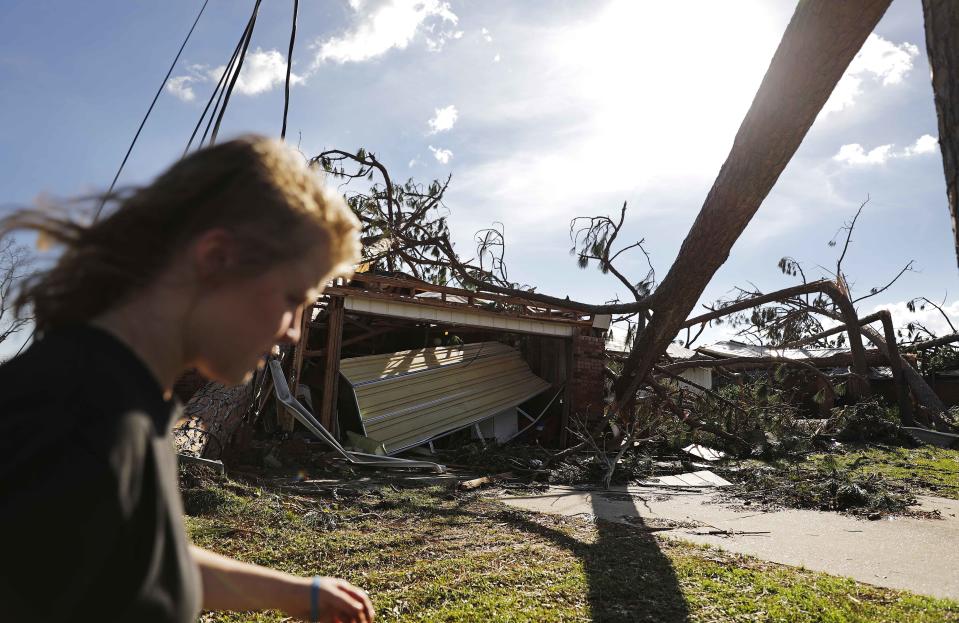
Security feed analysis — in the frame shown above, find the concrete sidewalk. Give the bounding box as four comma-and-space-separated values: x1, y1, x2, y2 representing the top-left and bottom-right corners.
500, 485, 959, 600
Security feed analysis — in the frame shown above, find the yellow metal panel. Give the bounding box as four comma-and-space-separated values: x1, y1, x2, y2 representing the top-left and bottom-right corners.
339, 342, 550, 453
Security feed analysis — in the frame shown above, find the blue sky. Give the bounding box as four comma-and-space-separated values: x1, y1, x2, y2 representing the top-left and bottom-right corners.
1, 0, 956, 356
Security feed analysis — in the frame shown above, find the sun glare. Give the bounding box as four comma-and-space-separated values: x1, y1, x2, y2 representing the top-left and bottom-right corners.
550, 1, 781, 185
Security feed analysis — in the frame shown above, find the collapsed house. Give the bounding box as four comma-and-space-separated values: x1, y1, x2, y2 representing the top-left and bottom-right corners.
176, 272, 614, 462
290, 272, 611, 451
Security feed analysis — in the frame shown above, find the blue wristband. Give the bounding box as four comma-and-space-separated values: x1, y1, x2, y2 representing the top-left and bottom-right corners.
311, 576, 321, 622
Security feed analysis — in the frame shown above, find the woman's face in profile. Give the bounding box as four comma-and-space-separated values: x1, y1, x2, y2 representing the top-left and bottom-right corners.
186, 248, 329, 386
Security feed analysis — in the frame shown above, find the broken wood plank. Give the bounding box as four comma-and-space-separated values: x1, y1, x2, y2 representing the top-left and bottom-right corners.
457, 472, 514, 491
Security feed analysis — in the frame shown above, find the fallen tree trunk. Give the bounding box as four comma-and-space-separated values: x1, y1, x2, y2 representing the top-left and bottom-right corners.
612, 0, 892, 414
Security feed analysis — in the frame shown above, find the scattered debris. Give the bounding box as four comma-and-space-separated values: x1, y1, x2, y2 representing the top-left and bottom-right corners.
682, 444, 726, 462
176, 453, 225, 474
269, 360, 447, 473
719, 459, 917, 517
641, 470, 731, 489
457, 472, 514, 491
902, 426, 959, 449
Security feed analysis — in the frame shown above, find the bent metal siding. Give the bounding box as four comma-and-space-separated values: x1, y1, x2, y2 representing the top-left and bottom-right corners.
339, 342, 551, 454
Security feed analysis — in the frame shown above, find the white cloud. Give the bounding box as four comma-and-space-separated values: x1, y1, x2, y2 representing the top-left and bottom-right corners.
873, 300, 959, 339
428, 145, 453, 164
834, 143, 894, 165
834, 134, 939, 165
314, 0, 458, 65
166, 76, 196, 102
426, 28, 463, 52
209, 48, 302, 96
852, 34, 919, 86
481, 27, 493, 43
493, 53, 501, 63
822, 34, 920, 116
427, 104, 458, 134
904, 134, 938, 156
168, 50, 300, 102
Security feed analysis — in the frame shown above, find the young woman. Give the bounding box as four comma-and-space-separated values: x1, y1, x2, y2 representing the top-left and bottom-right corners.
0, 136, 374, 622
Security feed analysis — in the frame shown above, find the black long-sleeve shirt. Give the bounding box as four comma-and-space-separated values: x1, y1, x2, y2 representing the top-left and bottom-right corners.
0, 325, 201, 622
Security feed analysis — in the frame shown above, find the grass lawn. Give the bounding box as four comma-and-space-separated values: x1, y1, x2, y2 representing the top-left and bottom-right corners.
183, 469, 959, 622
806, 445, 959, 500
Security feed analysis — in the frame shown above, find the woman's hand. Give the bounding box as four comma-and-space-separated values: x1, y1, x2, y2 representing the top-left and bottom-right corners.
192, 546, 374, 622
280, 576, 374, 623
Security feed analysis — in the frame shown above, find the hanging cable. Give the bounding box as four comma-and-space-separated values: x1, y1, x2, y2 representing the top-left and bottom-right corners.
95, 0, 210, 222
210, 0, 263, 145
183, 24, 246, 156
280, 0, 299, 140
197, 34, 245, 149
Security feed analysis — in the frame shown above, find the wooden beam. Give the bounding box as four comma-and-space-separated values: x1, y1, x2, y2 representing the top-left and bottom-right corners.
325, 286, 592, 328
345, 272, 590, 318
303, 325, 395, 358
319, 296, 345, 432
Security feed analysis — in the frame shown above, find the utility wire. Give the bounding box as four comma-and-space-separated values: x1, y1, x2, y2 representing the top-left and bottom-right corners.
18, 1, 209, 358
197, 33, 245, 148
95, 0, 210, 222
210, 0, 263, 145
280, 0, 299, 140
184, 22, 247, 156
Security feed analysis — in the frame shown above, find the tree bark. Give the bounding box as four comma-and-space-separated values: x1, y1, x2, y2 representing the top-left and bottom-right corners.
922, 0, 959, 268
612, 0, 892, 413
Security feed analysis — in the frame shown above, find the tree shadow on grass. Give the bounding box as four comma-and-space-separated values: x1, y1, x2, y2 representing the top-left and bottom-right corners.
385, 486, 690, 622
493, 489, 689, 623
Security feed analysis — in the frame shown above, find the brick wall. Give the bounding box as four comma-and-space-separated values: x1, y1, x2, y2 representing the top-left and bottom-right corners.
569, 334, 606, 424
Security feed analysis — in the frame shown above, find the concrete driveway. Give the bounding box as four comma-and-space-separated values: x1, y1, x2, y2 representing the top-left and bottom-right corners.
501, 484, 959, 600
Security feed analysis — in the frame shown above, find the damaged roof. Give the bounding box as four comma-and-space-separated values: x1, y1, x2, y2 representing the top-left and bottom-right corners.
697, 340, 851, 361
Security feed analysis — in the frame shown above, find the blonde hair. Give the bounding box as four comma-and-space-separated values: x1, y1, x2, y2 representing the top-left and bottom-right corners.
3, 135, 360, 336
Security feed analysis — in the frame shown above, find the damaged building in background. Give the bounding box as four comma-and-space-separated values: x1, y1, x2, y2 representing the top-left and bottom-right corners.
174, 272, 610, 464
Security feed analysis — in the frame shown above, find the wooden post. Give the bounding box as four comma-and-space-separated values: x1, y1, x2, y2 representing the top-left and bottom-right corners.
277, 305, 311, 431
319, 296, 345, 432
290, 304, 311, 390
